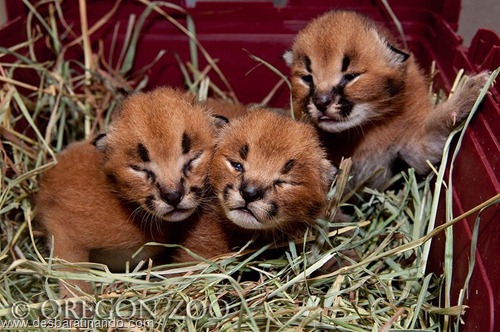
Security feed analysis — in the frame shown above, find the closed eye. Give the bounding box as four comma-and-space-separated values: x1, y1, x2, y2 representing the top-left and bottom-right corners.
344, 72, 361, 81
144, 169, 156, 181
129, 164, 156, 182
274, 180, 287, 187
183, 152, 202, 176
274, 179, 301, 187
130, 164, 141, 172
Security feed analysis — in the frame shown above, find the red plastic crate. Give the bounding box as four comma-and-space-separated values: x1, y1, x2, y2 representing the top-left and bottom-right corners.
2, 1, 499, 330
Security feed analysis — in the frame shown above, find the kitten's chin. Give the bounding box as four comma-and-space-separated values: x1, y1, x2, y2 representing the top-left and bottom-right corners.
227, 209, 277, 231
317, 118, 353, 133
141, 197, 198, 222
314, 104, 371, 133
161, 208, 196, 222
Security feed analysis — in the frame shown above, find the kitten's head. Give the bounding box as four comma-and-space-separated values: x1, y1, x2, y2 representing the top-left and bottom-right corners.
210, 108, 336, 231
284, 10, 410, 133
95, 87, 222, 222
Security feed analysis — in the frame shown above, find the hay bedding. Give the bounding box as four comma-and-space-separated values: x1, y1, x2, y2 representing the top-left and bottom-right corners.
0, 1, 497, 331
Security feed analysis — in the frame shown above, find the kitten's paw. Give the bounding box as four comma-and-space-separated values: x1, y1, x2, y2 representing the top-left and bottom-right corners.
449, 71, 490, 125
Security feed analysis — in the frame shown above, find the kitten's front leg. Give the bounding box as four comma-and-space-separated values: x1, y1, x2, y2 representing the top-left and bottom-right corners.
401, 71, 490, 175
49, 239, 94, 299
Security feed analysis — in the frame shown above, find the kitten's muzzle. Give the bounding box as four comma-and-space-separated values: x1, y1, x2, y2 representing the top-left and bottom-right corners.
313, 93, 333, 113
240, 183, 265, 203
160, 185, 185, 207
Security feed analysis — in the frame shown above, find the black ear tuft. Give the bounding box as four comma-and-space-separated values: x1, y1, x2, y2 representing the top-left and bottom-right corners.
373, 30, 410, 66
386, 43, 410, 63
92, 133, 108, 152
212, 114, 230, 130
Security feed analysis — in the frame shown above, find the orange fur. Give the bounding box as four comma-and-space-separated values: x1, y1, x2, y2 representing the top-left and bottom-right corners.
284, 10, 489, 191
182, 93, 249, 120
202, 97, 248, 120
171, 108, 336, 263
36, 87, 219, 296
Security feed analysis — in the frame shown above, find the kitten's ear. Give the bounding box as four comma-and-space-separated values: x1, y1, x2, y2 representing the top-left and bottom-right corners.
385, 43, 410, 63
282, 49, 294, 67
109, 105, 124, 122
109, 93, 132, 121
92, 133, 108, 152
373, 31, 410, 66
212, 114, 229, 131
183, 92, 199, 106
